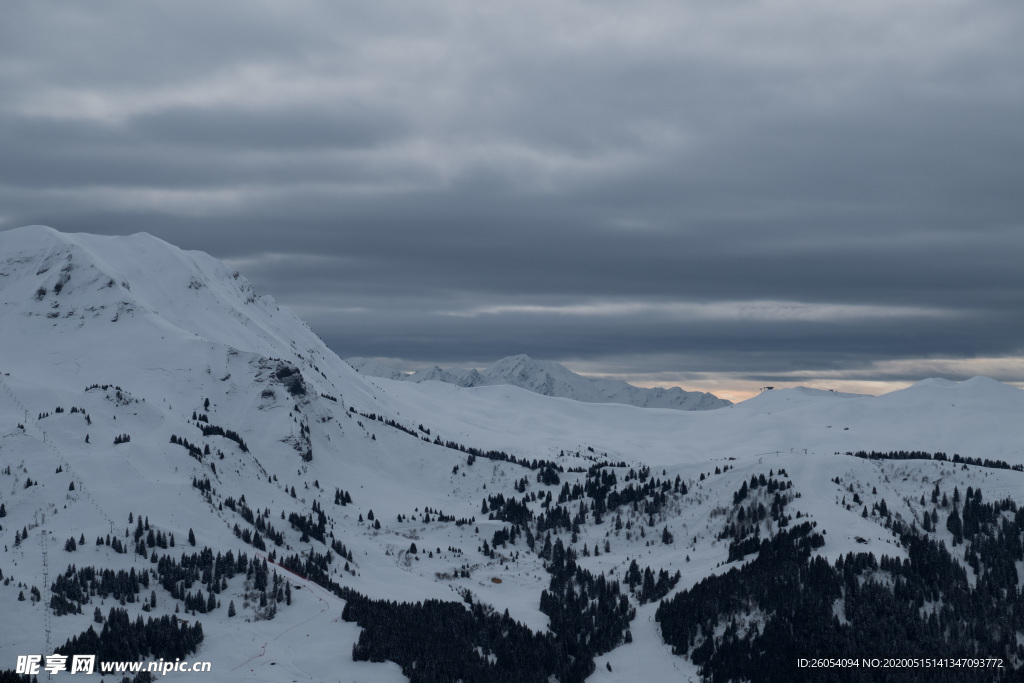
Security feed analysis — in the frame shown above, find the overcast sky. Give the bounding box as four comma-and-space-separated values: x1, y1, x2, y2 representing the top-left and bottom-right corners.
2, 1, 1022, 400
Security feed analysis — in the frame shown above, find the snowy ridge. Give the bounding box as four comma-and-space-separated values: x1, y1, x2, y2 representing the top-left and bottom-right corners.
347, 354, 732, 411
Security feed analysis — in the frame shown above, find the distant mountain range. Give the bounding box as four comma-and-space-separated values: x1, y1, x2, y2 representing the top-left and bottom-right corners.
345, 354, 732, 410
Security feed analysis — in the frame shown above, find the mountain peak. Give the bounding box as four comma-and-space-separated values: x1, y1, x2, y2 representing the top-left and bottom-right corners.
904, 376, 1017, 393
3, 223, 61, 239
346, 354, 732, 410
0, 227, 327, 391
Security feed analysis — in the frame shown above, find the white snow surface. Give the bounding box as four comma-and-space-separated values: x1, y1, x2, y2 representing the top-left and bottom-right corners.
1, 225, 1023, 682
347, 354, 732, 411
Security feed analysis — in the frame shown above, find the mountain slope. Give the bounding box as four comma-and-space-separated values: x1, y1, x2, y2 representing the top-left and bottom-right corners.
347, 354, 732, 410
2, 226, 1023, 682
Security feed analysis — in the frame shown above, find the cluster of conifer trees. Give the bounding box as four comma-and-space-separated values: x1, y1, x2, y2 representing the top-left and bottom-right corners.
342, 592, 590, 682
851, 450, 1024, 472
195, 422, 248, 452
169, 434, 204, 460
50, 564, 148, 615
52, 607, 203, 668
657, 485, 1024, 681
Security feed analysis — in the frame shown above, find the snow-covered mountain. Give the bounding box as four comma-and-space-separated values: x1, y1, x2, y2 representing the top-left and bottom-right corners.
3, 226, 1024, 682
347, 354, 732, 410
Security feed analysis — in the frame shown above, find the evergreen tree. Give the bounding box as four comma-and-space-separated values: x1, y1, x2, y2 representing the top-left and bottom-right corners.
946, 507, 963, 545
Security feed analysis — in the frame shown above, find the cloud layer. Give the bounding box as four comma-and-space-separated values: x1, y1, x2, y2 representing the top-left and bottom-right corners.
3, 1, 1023, 398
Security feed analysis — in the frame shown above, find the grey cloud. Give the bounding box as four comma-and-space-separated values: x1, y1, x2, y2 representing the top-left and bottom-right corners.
2, 1, 1023, 392
131, 106, 409, 151
301, 302, 1024, 373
